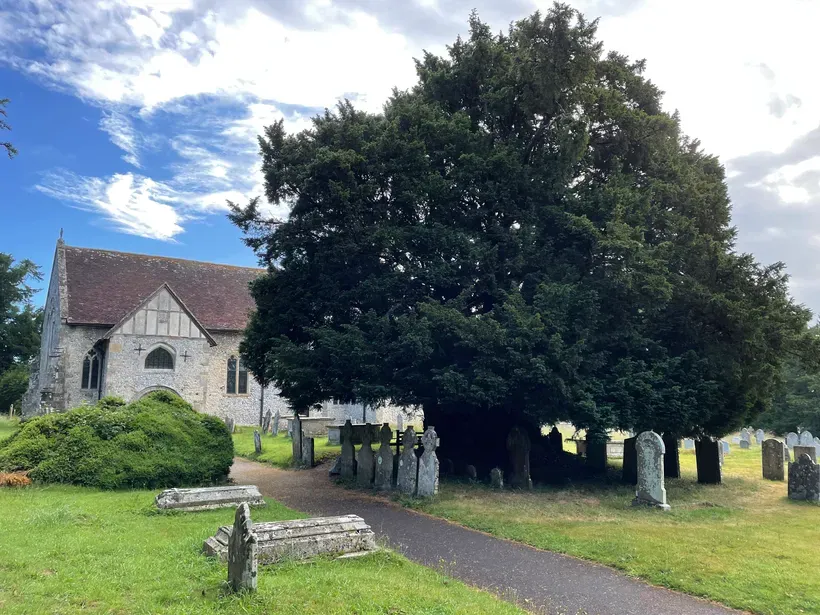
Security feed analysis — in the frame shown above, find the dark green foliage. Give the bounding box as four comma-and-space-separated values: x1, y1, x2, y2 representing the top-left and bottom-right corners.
0, 253, 42, 373
0, 364, 28, 413
0, 391, 234, 488
0, 98, 17, 159
231, 5, 816, 449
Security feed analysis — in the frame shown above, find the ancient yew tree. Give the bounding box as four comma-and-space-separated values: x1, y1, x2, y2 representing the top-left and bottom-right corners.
231, 5, 814, 465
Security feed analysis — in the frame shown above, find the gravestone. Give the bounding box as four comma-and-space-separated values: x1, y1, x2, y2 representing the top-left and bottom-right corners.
815, 437, 820, 458
506, 427, 532, 490
632, 431, 670, 510
301, 436, 314, 468
397, 426, 418, 496
622, 436, 638, 485
374, 423, 394, 491
740, 439, 750, 450
793, 445, 817, 464
441, 458, 455, 476
755, 429, 765, 445
156, 486, 266, 511
490, 467, 504, 489
262, 410, 272, 434
340, 420, 356, 479
254, 430, 262, 455
695, 438, 722, 484
225, 417, 235, 434
731, 436, 740, 444
740, 428, 751, 442
465, 465, 477, 480
762, 439, 785, 481
272, 410, 280, 436
721, 440, 730, 455
788, 453, 820, 501
416, 426, 439, 497
586, 438, 608, 473
356, 424, 375, 488
227, 503, 257, 592
786, 432, 799, 449
291, 414, 303, 466
683, 438, 695, 450
548, 426, 563, 454
397, 414, 404, 432
662, 433, 681, 478
328, 455, 341, 476
784, 442, 791, 463
800, 431, 814, 446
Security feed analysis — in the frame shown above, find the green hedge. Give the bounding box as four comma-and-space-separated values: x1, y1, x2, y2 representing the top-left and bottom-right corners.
0, 391, 234, 489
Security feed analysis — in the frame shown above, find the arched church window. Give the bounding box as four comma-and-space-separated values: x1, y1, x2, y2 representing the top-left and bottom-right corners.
145, 347, 174, 370
226, 356, 248, 394
81, 350, 100, 390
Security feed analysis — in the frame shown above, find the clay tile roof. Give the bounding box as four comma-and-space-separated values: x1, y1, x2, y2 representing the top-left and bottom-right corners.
63, 246, 264, 331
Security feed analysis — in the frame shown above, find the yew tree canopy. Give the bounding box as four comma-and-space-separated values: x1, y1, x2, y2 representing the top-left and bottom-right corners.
231, 5, 814, 437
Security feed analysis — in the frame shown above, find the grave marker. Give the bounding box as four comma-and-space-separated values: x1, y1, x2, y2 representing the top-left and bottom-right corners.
397, 414, 404, 432
786, 432, 799, 449
374, 423, 394, 490
506, 426, 532, 490
632, 431, 670, 511
262, 410, 272, 434
291, 414, 303, 466
272, 410, 280, 436
755, 429, 765, 445
695, 438, 722, 484
227, 503, 257, 592
740, 440, 750, 450
793, 445, 817, 464
622, 436, 638, 485
357, 424, 375, 488
155, 486, 266, 511
416, 426, 439, 497
788, 453, 820, 501
340, 420, 356, 479
490, 467, 504, 489
800, 431, 814, 446
548, 426, 563, 454
397, 426, 418, 496
683, 438, 695, 450
762, 439, 785, 481
254, 430, 262, 455
662, 433, 681, 478
465, 464, 477, 480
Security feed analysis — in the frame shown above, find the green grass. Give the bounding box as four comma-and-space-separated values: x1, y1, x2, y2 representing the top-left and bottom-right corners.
412, 443, 818, 615
0, 416, 19, 442
0, 485, 523, 615
233, 427, 341, 468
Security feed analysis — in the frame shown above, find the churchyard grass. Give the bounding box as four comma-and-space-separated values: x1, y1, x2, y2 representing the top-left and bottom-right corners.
0, 485, 524, 615
0, 417, 19, 441
413, 445, 818, 615
233, 427, 341, 468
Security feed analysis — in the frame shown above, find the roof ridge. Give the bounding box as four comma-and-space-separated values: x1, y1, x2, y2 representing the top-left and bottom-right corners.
63, 244, 265, 272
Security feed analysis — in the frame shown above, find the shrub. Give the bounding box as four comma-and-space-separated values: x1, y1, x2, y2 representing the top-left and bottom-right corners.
0, 392, 234, 489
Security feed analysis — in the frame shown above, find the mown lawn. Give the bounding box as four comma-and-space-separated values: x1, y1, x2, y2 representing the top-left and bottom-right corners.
233, 427, 341, 468
0, 417, 19, 441
0, 485, 523, 615
413, 443, 818, 615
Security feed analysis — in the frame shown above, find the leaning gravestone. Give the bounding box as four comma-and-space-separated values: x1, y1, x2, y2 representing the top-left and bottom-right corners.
786, 432, 799, 449
397, 426, 418, 496
695, 438, 722, 484
416, 426, 439, 497
357, 424, 375, 488
800, 431, 814, 446
762, 439, 785, 481
755, 429, 765, 445
272, 410, 280, 436
254, 430, 262, 455
788, 453, 820, 501
507, 426, 532, 490
740, 439, 750, 450
262, 410, 272, 434
374, 423, 394, 490
156, 485, 266, 511
228, 503, 257, 593
632, 431, 670, 510
490, 467, 504, 489
340, 420, 356, 479
662, 433, 681, 478
622, 436, 638, 485
793, 445, 817, 464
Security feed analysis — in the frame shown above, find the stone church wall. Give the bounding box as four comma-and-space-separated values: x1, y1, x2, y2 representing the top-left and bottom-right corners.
62, 325, 109, 410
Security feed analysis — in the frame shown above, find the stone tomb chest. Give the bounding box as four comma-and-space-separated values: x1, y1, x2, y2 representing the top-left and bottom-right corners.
203, 514, 377, 563
155, 485, 266, 511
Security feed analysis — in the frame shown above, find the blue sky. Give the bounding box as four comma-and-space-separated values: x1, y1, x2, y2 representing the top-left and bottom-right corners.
1, 0, 819, 313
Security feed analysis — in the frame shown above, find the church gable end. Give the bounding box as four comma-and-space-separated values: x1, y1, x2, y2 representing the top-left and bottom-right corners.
104, 284, 216, 346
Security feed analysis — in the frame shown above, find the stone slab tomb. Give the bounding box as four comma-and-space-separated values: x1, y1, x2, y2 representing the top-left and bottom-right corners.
632, 431, 670, 511
788, 454, 820, 502
155, 485, 266, 511
228, 502, 257, 592
762, 439, 785, 481
204, 514, 378, 563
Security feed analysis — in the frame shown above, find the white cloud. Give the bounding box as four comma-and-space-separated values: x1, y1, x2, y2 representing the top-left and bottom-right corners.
99, 111, 141, 167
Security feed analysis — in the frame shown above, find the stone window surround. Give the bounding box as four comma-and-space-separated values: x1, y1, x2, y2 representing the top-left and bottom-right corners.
226, 354, 249, 397
80, 349, 101, 390
143, 342, 176, 372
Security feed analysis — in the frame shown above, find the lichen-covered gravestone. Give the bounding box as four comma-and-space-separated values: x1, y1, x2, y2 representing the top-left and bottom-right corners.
254, 430, 262, 455
227, 503, 257, 593
632, 431, 670, 511
786, 432, 799, 449
262, 410, 272, 434
695, 438, 722, 484
272, 410, 280, 436
506, 426, 532, 490
740, 439, 750, 450
416, 426, 439, 497
340, 420, 356, 479
291, 414, 303, 465
397, 426, 418, 496
357, 423, 375, 487
800, 431, 814, 446
793, 445, 817, 463
762, 438, 785, 481
374, 423, 394, 490
788, 453, 820, 501
490, 467, 504, 489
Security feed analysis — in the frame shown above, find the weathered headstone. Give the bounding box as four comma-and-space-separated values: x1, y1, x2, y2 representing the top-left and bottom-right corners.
506, 426, 532, 490
291, 413, 303, 466
301, 436, 315, 468
548, 426, 563, 454
374, 423, 394, 490
416, 426, 439, 497
683, 438, 695, 450
762, 439, 785, 481
465, 464, 477, 480
731, 436, 740, 444
356, 424, 375, 488
755, 429, 765, 445
328, 455, 342, 476
340, 420, 356, 479
740, 428, 751, 443
396, 414, 404, 432
586, 438, 608, 473
786, 432, 799, 449
815, 437, 820, 459
784, 442, 791, 463
662, 433, 681, 478
254, 430, 262, 455
788, 453, 820, 501
490, 467, 504, 489
227, 503, 257, 592
272, 410, 280, 436
622, 436, 637, 485
793, 445, 817, 464
800, 431, 814, 446
740, 439, 750, 450
225, 417, 235, 434
155, 485, 266, 511
695, 438, 722, 484
441, 458, 455, 476
721, 440, 730, 455
632, 431, 670, 510
397, 426, 418, 496
262, 410, 272, 434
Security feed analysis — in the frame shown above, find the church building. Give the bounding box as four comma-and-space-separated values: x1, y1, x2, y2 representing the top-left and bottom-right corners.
23, 240, 420, 426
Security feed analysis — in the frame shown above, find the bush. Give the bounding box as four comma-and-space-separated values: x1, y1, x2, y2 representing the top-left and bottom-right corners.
0, 392, 234, 489
0, 364, 29, 413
